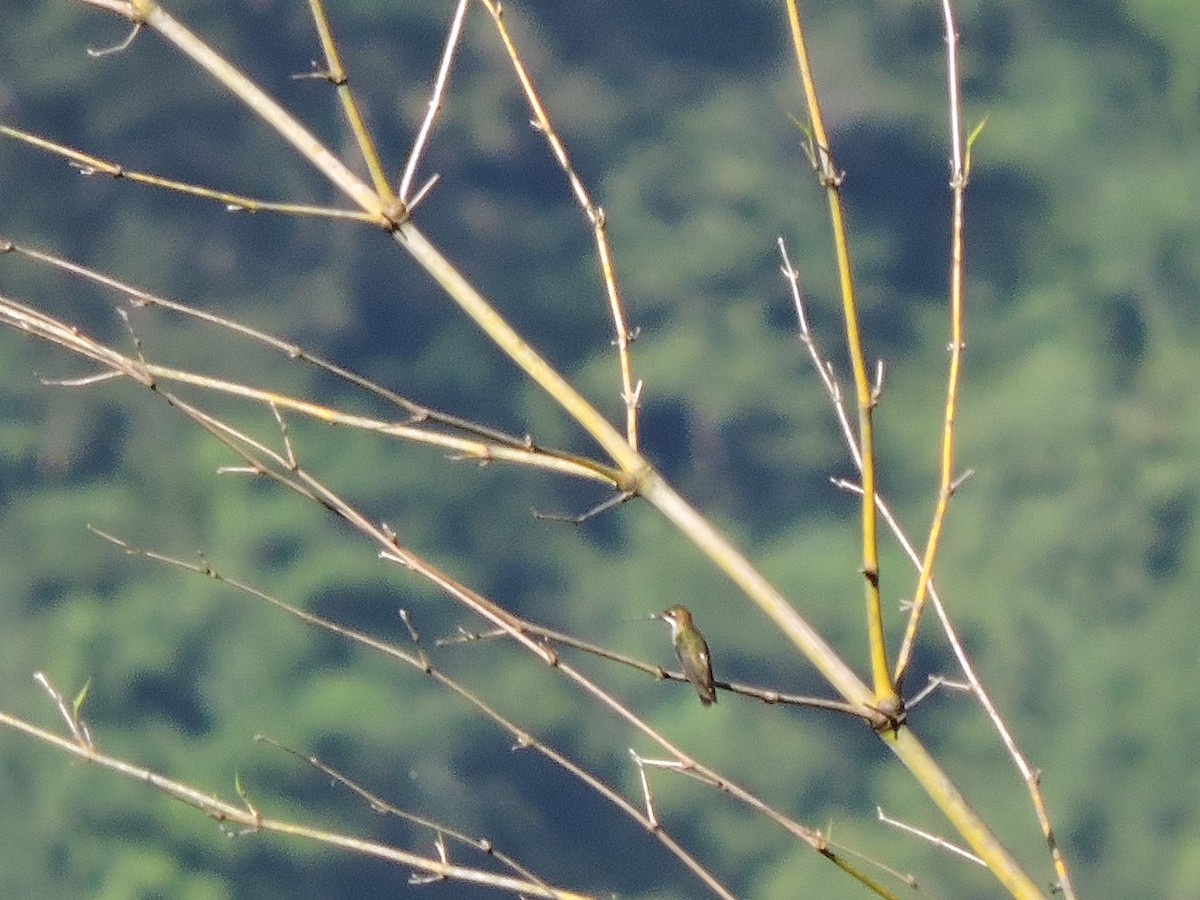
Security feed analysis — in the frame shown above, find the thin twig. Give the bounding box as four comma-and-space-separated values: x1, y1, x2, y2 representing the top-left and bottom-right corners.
2, 239, 534, 450
255, 735, 547, 888
0, 126, 378, 223
478, 0, 641, 451
398, 0, 469, 202
0, 701, 593, 899
877, 807, 984, 867
778, 238, 858, 468
891, 0, 970, 688
0, 287, 622, 487
438, 623, 876, 720
90, 529, 737, 899
532, 490, 634, 524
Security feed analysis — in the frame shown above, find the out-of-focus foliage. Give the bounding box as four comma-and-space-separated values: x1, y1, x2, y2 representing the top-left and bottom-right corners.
1, 0, 1197, 897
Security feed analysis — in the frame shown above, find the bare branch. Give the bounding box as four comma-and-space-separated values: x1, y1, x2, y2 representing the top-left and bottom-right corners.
398, 0, 469, 202
0, 701, 595, 899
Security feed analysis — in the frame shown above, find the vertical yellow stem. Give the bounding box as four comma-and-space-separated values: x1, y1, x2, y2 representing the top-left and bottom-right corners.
783, 0, 893, 705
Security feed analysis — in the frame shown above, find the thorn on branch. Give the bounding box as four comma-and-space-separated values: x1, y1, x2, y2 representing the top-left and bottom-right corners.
117, 306, 153, 385
870, 359, 886, 406
434, 625, 490, 646
820, 168, 846, 189
907, 674, 971, 710
39, 370, 122, 388
446, 446, 492, 466
612, 325, 641, 347
290, 62, 346, 86
948, 468, 975, 495
409, 870, 446, 887
877, 805, 984, 866
407, 833, 450, 884
399, 608, 432, 673
406, 174, 439, 215
379, 550, 412, 568
814, 144, 846, 189
829, 475, 858, 493
71, 161, 122, 179
87, 23, 142, 58
532, 490, 634, 525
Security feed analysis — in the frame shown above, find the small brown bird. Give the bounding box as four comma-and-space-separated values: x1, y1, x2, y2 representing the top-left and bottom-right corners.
654, 605, 717, 706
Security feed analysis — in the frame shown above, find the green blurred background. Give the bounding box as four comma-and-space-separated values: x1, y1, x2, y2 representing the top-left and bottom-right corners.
1, 0, 1198, 897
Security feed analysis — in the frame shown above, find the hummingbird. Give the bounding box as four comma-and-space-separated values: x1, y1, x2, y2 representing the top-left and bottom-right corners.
653, 605, 717, 706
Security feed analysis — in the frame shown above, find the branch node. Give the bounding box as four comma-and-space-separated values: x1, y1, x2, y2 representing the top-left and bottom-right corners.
861, 566, 880, 589
869, 696, 907, 734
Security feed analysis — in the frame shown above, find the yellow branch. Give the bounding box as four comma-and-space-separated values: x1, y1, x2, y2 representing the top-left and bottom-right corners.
783, 0, 893, 706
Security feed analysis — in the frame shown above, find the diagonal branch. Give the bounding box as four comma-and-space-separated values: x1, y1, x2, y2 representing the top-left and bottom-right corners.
0, 701, 597, 900
0, 126, 378, 221
0, 289, 621, 486
397, 0, 469, 203
478, 0, 642, 451
302, 0, 394, 201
